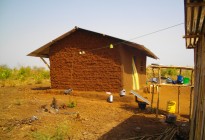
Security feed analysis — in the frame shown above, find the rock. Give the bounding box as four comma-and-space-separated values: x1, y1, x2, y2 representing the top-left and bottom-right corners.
64, 89, 73, 95
83, 132, 88, 135
159, 119, 165, 123
49, 108, 57, 114
31, 116, 38, 121
181, 123, 186, 127
30, 126, 37, 132
135, 126, 141, 130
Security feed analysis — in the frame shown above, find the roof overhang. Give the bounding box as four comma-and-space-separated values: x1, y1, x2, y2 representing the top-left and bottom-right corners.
27, 27, 158, 59
122, 42, 158, 59
184, 0, 205, 49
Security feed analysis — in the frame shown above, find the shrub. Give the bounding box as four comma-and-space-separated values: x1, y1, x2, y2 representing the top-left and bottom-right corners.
0, 65, 12, 80
17, 66, 31, 81
32, 124, 69, 140
33, 75, 43, 84
67, 100, 77, 108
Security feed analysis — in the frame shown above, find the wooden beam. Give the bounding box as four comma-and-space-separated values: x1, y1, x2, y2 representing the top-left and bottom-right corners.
40, 57, 50, 69
186, 2, 205, 7
156, 85, 160, 118
149, 65, 194, 70
183, 34, 201, 38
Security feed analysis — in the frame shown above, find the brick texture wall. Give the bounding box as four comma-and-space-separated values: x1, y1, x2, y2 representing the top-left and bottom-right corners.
49, 30, 123, 92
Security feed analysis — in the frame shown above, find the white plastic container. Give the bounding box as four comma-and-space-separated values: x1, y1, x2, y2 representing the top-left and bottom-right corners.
107, 95, 113, 103
120, 89, 126, 97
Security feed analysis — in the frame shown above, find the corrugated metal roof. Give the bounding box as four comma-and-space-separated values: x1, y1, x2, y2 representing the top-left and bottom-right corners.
27, 26, 158, 59
184, 0, 205, 48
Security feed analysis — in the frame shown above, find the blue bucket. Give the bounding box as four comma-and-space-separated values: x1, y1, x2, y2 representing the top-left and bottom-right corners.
177, 75, 184, 84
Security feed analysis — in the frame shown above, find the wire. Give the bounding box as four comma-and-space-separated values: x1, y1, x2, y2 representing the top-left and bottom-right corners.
111, 22, 184, 47
128, 22, 184, 40
79, 22, 184, 53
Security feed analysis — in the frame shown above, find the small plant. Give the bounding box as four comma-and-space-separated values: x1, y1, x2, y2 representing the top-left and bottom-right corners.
0, 80, 6, 87
67, 100, 77, 108
32, 123, 70, 140
8, 80, 16, 87
34, 75, 43, 84
31, 131, 50, 140
14, 99, 22, 106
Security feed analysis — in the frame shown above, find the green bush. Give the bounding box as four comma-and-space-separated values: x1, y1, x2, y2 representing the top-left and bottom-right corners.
34, 75, 43, 84
0, 65, 12, 80
41, 71, 50, 79
67, 100, 77, 108
17, 66, 31, 81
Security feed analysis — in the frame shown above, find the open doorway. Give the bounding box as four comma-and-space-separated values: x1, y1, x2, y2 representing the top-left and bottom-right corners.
132, 56, 139, 90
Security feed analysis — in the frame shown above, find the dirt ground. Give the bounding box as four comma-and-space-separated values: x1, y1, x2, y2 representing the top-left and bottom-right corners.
0, 84, 191, 140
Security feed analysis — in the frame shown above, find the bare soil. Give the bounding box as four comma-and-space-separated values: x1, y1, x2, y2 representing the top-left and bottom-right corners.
0, 84, 191, 140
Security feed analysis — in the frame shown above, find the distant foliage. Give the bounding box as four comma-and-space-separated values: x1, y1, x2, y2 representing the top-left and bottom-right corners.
0, 65, 50, 86
0, 65, 12, 80
146, 67, 192, 80
17, 66, 31, 81
161, 68, 178, 78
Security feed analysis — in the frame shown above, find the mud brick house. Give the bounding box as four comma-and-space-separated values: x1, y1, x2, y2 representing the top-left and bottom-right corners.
28, 27, 158, 92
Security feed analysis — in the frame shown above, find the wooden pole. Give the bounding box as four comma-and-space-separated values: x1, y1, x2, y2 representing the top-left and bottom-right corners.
40, 57, 50, 69
191, 70, 194, 86
156, 85, 160, 118
158, 68, 161, 84
189, 87, 194, 122
178, 86, 180, 114
151, 84, 154, 109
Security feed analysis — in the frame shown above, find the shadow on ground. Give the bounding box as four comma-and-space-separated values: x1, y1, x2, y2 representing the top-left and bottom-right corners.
99, 104, 190, 140
31, 86, 51, 90
98, 114, 168, 140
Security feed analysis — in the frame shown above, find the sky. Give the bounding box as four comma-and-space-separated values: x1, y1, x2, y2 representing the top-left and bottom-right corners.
0, 0, 194, 68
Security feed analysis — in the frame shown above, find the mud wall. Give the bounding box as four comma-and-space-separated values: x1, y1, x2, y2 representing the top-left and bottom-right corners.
49, 30, 123, 92
134, 52, 147, 87
119, 45, 147, 91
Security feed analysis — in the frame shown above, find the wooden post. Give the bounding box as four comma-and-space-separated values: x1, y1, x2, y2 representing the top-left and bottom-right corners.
191, 70, 194, 86
158, 68, 161, 84
156, 85, 160, 118
40, 57, 50, 69
178, 86, 180, 114
189, 87, 194, 122
151, 84, 154, 109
